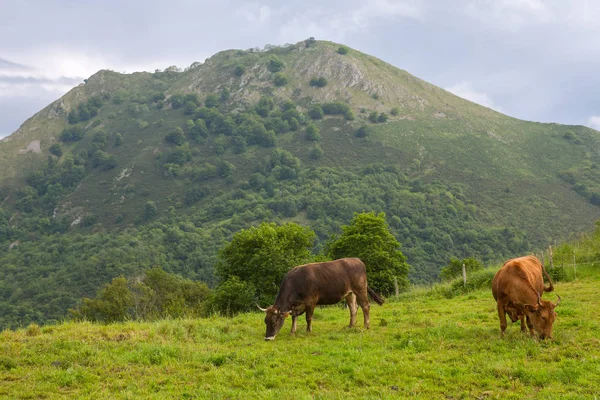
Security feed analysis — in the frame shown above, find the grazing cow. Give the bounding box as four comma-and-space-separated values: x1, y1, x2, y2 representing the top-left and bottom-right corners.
257, 257, 384, 341
492, 255, 561, 339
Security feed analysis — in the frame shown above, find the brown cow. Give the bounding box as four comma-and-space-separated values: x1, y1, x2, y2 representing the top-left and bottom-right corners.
492, 255, 561, 339
257, 258, 384, 341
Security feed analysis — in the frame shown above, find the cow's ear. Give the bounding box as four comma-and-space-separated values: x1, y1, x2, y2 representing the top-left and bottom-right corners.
524, 304, 539, 313
282, 311, 291, 318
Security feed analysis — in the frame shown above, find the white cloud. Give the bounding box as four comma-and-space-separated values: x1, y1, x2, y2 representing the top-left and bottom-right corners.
587, 116, 600, 130
445, 81, 503, 112
236, 3, 272, 24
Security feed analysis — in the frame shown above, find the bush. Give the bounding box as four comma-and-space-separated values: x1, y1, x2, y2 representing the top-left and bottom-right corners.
49, 144, 62, 157
337, 46, 349, 55
267, 56, 285, 73
305, 124, 320, 141
355, 126, 371, 138
309, 77, 328, 87
547, 265, 567, 282
435, 268, 497, 299
60, 126, 85, 142
440, 257, 484, 281
234, 64, 246, 77
165, 127, 185, 145
208, 277, 256, 316
308, 104, 324, 120
273, 72, 288, 87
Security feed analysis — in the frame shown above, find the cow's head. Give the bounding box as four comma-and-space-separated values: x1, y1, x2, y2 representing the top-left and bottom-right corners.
523, 294, 561, 339
257, 305, 290, 341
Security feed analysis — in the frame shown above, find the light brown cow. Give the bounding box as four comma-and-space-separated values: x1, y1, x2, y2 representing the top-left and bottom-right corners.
492, 255, 560, 339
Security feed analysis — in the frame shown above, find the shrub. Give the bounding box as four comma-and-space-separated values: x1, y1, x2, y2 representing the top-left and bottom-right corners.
234, 64, 246, 77
273, 72, 288, 87
49, 144, 62, 157
267, 56, 285, 73
308, 104, 324, 120
165, 127, 185, 145
309, 77, 328, 87
305, 124, 320, 141
207, 277, 256, 316
60, 126, 85, 142
337, 46, 349, 55
355, 126, 371, 138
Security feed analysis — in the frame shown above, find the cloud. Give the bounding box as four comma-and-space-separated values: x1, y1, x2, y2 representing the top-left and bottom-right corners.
445, 81, 503, 112
237, 3, 272, 24
587, 116, 600, 131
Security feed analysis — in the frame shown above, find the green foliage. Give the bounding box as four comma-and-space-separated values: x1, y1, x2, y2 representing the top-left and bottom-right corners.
309, 77, 328, 87
91, 150, 117, 170
70, 268, 210, 322
440, 257, 484, 281
144, 201, 158, 220
113, 132, 123, 146
326, 212, 410, 295
68, 96, 103, 124
207, 276, 256, 316
355, 125, 371, 138
49, 144, 62, 157
59, 126, 85, 142
368, 111, 378, 123
273, 72, 288, 87
337, 46, 349, 55
390, 107, 400, 116
215, 222, 315, 304
233, 64, 246, 77
305, 123, 320, 141
204, 93, 220, 108
308, 104, 324, 120
255, 96, 275, 117
378, 113, 388, 123
165, 127, 185, 145
305, 36, 317, 47
309, 144, 324, 160
435, 268, 497, 298
267, 56, 285, 73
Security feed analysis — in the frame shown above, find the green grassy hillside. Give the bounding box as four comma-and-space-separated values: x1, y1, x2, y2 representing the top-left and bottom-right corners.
3, 39, 600, 329
1, 265, 598, 399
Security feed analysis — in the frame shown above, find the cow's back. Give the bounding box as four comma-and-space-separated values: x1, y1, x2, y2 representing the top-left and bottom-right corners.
285, 258, 366, 305
493, 256, 544, 307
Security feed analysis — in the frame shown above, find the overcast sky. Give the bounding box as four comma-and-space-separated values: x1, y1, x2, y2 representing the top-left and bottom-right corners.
1, 0, 600, 138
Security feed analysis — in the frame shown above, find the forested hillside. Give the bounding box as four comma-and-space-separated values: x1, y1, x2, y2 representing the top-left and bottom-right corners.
1, 39, 600, 329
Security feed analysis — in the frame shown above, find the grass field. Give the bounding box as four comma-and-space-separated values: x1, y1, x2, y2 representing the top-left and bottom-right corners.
1, 267, 599, 399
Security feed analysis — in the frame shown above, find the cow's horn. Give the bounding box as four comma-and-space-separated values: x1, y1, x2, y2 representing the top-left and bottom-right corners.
537, 293, 542, 306
256, 304, 268, 312
555, 295, 561, 306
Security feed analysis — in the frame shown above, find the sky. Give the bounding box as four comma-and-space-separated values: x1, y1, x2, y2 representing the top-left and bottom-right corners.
1, 0, 600, 138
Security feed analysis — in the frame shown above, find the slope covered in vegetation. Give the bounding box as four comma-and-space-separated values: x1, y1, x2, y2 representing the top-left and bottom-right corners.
1, 39, 600, 329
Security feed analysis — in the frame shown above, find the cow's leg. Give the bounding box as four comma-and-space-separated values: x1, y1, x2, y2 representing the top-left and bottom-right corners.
346, 293, 358, 328
497, 302, 508, 337
525, 315, 535, 336
519, 315, 525, 332
356, 291, 371, 329
291, 313, 298, 335
305, 306, 314, 333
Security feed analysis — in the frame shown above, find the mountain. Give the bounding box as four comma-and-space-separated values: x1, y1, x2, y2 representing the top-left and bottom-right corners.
1, 39, 600, 328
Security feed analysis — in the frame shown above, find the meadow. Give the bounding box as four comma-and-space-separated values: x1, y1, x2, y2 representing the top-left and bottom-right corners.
1, 265, 599, 399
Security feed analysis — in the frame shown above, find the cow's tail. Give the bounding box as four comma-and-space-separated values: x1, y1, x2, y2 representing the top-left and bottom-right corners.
367, 286, 385, 305
541, 264, 554, 293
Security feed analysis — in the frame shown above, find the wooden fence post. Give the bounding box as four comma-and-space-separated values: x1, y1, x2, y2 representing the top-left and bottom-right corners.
393, 277, 399, 296
462, 263, 466, 287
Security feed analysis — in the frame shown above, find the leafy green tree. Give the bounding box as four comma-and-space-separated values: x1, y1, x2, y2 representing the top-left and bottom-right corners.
220, 87, 230, 102
378, 112, 388, 123
208, 276, 256, 315
308, 104, 324, 120
309, 77, 328, 87
273, 72, 288, 87
305, 124, 320, 141
267, 56, 285, 72
309, 144, 323, 159
390, 107, 400, 116
368, 111, 379, 123
165, 127, 185, 145
216, 222, 316, 303
289, 117, 300, 131
113, 132, 124, 146
234, 64, 246, 77
440, 257, 484, 281
356, 126, 371, 138
255, 96, 275, 117
60, 126, 85, 142
169, 93, 185, 109
326, 212, 410, 295
49, 144, 62, 157
144, 201, 158, 220
205, 93, 220, 108
337, 46, 349, 55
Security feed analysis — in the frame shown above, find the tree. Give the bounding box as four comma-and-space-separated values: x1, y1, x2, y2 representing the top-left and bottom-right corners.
144, 201, 158, 220
355, 126, 371, 138
309, 77, 328, 87
205, 93, 220, 108
326, 212, 410, 295
267, 56, 285, 73
215, 222, 316, 304
113, 133, 124, 146
49, 144, 62, 157
305, 124, 320, 141
377, 112, 388, 123
165, 127, 185, 145
337, 46, 349, 55
208, 276, 256, 316
234, 64, 246, 77
308, 104, 324, 120
368, 111, 379, 123
273, 72, 288, 87
309, 144, 323, 159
